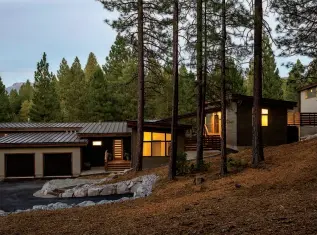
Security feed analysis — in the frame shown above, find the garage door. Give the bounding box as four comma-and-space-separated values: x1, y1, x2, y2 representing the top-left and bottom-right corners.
44, 153, 72, 176
5, 154, 35, 177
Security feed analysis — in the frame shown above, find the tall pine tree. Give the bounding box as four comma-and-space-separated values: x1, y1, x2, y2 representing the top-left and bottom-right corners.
29, 53, 61, 122
84, 52, 100, 82
19, 80, 33, 102
9, 89, 21, 121
0, 77, 11, 122
284, 59, 306, 101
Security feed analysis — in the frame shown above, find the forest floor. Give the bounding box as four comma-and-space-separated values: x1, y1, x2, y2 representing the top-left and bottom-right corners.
1, 139, 317, 235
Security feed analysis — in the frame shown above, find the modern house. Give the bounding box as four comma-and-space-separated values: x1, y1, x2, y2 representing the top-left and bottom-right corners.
0, 122, 189, 180
162, 94, 297, 151
297, 83, 317, 137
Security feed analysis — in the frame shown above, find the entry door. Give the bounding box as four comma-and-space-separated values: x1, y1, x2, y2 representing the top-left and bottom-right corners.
113, 139, 123, 160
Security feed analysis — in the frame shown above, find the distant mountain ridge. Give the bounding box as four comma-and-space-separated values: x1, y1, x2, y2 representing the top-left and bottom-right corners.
6, 82, 26, 93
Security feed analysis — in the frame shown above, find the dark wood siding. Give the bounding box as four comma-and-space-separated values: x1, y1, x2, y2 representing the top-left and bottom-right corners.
237, 102, 288, 146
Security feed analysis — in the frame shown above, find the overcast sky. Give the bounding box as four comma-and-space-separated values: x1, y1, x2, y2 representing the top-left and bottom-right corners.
0, 0, 312, 87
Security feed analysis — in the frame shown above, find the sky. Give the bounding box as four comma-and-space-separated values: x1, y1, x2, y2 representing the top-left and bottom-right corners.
0, 0, 312, 87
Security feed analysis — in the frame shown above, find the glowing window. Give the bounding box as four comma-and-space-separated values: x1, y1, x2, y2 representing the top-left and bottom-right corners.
92, 141, 102, 146
152, 132, 165, 141
166, 133, 171, 141
143, 132, 152, 141
143, 142, 151, 156
261, 109, 268, 126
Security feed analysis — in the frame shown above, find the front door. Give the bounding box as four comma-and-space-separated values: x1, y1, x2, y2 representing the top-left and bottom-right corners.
113, 139, 123, 160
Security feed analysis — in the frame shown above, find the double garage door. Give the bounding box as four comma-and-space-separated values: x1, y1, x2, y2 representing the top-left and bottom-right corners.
5, 153, 72, 177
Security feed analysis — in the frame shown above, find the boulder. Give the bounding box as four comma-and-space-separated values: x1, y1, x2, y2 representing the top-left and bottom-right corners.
88, 187, 102, 197
193, 175, 206, 185
123, 168, 133, 174
73, 185, 90, 197
130, 182, 141, 193
32, 205, 48, 210
97, 200, 110, 205
116, 182, 129, 194
100, 184, 116, 196
0, 210, 6, 216
134, 185, 148, 198
61, 189, 74, 198
77, 201, 95, 207
51, 202, 69, 210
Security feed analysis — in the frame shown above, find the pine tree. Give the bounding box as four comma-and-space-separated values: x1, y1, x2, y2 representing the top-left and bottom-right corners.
9, 89, 21, 121
19, 100, 32, 122
30, 53, 61, 122
84, 52, 100, 82
284, 60, 306, 101
0, 77, 11, 122
56, 58, 71, 120
19, 80, 33, 102
179, 65, 196, 114
306, 58, 317, 84
272, 0, 317, 57
246, 36, 283, 100
64, 57, 88, 121
87, 68, 114, 121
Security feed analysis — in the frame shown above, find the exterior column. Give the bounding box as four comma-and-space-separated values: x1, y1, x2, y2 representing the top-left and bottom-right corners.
0, 152, 5, 180
35, 152, 43, 178
72, 148, 81, 177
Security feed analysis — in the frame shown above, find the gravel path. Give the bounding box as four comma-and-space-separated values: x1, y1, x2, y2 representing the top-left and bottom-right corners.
0, 180, 132, 212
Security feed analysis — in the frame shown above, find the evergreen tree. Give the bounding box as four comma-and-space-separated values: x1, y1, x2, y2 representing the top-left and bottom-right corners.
64, 57, 88, 121
19, 100, 32, 122
87, 68, 113, 121
84, 52, 100, 82
30, 53, 61, 122
246, 36, 283, 100
284, 59, 306, 101
19, 80, 33, 102
0, 77, 11, 122
9, 89, 21, 121
306, 58, 317, 84
178, 65, 196, 114
56, 58, 70, 120
272, 0, 317, 57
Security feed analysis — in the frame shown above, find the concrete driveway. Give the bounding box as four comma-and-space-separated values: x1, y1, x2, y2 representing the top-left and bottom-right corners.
0, 180, 131, 212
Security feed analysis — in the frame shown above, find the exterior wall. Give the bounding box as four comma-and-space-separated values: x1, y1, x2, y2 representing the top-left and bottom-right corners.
300, 90, 317, 112
237, 103, 288, 147
300, 126, 317, 138
226, 102, 238, 150
0, 147, 81, 179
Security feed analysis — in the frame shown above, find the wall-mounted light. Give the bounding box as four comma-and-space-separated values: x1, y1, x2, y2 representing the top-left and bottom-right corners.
92, 141, 102, 146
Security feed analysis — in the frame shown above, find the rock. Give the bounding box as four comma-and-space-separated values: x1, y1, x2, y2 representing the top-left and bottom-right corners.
100, 184, 116, 196
88, 187, 102, 197
51, 202, 69, 210
117, 182, 129, 194
119, 197, 131, 202
130, 182, 141, 193
32, 205, 47, 210
193, 175, 206, 185
0, 210, 6, 216
127, 180, 134, 189
123, 168, 133, 174
73, 185, 90, 197
97, 200, 110, 205
77, 201, 95, 207
134, 185, 147, 198
235, 183, 241, 189
61, 189, 74, 198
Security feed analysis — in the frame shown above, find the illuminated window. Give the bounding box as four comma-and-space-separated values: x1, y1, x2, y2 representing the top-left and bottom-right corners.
306, 88, 316, 99
143, 142, 151, 156
92, 141, 102, 146
261, 109, 268, 126
153, 132, 165, 141
143, 132, 152, 141
166, 133, 171, 141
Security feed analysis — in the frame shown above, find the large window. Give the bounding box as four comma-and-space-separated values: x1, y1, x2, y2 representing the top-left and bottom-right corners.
205, 112, 221, 135
143, 132, 171, 157
261, 109, 269, 127
306, 88, 316, 99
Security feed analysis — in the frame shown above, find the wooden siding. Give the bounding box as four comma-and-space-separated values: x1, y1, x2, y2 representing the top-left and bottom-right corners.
237, 103, 288, 146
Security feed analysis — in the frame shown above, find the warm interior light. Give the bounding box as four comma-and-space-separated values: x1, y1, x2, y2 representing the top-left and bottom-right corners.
92, 141, 102, 146
261, 109, 269, 126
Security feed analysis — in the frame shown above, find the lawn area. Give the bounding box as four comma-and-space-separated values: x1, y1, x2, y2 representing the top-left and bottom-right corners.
1, 139, 317, 235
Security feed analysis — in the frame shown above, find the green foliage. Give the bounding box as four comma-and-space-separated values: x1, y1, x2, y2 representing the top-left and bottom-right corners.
179, 65, 196, 114
246, 36, 283, 100
227, 157, 247, 172
19, 80, 33, 102
0, 77, 11, 122
9, 89, 22, 121
19, 100, 33, 122
30, 53, 61, 122
284, 59, 306, 101
176, 152, 192, 176
87, 67, 114, 121
84, 52, 100, 82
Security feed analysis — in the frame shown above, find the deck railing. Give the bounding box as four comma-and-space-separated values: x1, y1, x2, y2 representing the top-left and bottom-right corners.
185, 135, 221, 151
288, 112, 317, 126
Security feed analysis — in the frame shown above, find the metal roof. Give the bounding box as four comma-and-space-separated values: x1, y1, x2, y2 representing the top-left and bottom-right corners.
0, 122, 132, 134
0, 132, 88, 146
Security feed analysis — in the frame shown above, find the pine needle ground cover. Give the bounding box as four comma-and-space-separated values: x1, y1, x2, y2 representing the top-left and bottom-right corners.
1, 139, 317, 235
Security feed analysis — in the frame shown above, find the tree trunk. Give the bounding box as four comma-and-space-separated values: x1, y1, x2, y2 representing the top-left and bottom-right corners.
252, 0, 264, 167
135, 0, 144, 171
196, 0, 204, 169
169, 0, 179, 180
220, 0, 228, 175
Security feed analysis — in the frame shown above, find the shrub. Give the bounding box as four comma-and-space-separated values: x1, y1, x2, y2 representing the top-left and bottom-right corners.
227, 157, 247, 172
176, 152, 191, 176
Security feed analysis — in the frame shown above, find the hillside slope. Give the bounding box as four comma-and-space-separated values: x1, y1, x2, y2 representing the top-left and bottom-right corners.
1, 139, 317, 235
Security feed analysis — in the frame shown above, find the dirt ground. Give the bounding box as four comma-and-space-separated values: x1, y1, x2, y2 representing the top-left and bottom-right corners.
1, 139, 317, 235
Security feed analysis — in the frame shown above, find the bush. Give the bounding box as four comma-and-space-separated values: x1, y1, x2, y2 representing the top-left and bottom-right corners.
176, 153, 211, 176
227, 157, 247, 172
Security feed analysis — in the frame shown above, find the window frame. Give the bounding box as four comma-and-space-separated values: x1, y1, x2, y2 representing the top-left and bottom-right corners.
143, 132, 171, 157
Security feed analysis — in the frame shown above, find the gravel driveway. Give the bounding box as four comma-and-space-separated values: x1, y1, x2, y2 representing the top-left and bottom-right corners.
0, 180, 132, 212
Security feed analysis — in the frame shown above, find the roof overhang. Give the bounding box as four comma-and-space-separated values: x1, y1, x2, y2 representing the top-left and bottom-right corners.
77, 133, 131, 138
127, 120, 192, 130
298, 83, 317, 92
0, 143, 88, 149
